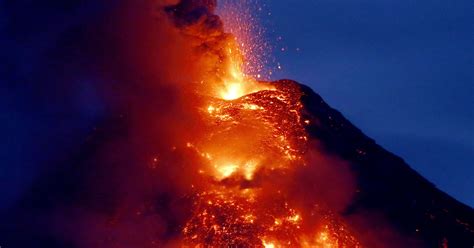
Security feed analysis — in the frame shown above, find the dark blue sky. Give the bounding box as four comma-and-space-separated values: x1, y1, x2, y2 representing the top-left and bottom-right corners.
263, 0, 473, 206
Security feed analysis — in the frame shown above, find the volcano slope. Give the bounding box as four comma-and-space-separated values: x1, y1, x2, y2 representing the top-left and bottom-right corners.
1, 80, 473, 248
293, 79, 474, 247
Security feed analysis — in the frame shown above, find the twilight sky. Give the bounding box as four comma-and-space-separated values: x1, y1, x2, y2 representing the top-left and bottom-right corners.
260, 0, 473, 206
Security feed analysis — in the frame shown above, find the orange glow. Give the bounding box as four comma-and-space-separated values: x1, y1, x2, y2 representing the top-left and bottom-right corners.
218, 42, 273, 100
215, 163, 238, 179
180, 76, 362, 246
263, 240, 276, 248
178, 39, 362, 245
161, 1, 361, 247
221, 82, 244, 100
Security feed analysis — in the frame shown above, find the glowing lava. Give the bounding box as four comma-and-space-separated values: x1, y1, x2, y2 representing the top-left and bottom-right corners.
219, 43, 273, 100
164, 1, 361, 246
182, 78, 361, 246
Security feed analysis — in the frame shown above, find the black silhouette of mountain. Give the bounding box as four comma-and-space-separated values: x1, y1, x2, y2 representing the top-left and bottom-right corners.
291, 79, 474, 247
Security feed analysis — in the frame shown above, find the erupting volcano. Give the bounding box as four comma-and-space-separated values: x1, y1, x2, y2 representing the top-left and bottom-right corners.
1, 0, 473, 247
163, 1, 361, 246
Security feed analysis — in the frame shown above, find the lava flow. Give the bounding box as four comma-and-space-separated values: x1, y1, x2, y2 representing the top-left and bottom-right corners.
181, 81, 361, 247
162, 1, 362, 247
